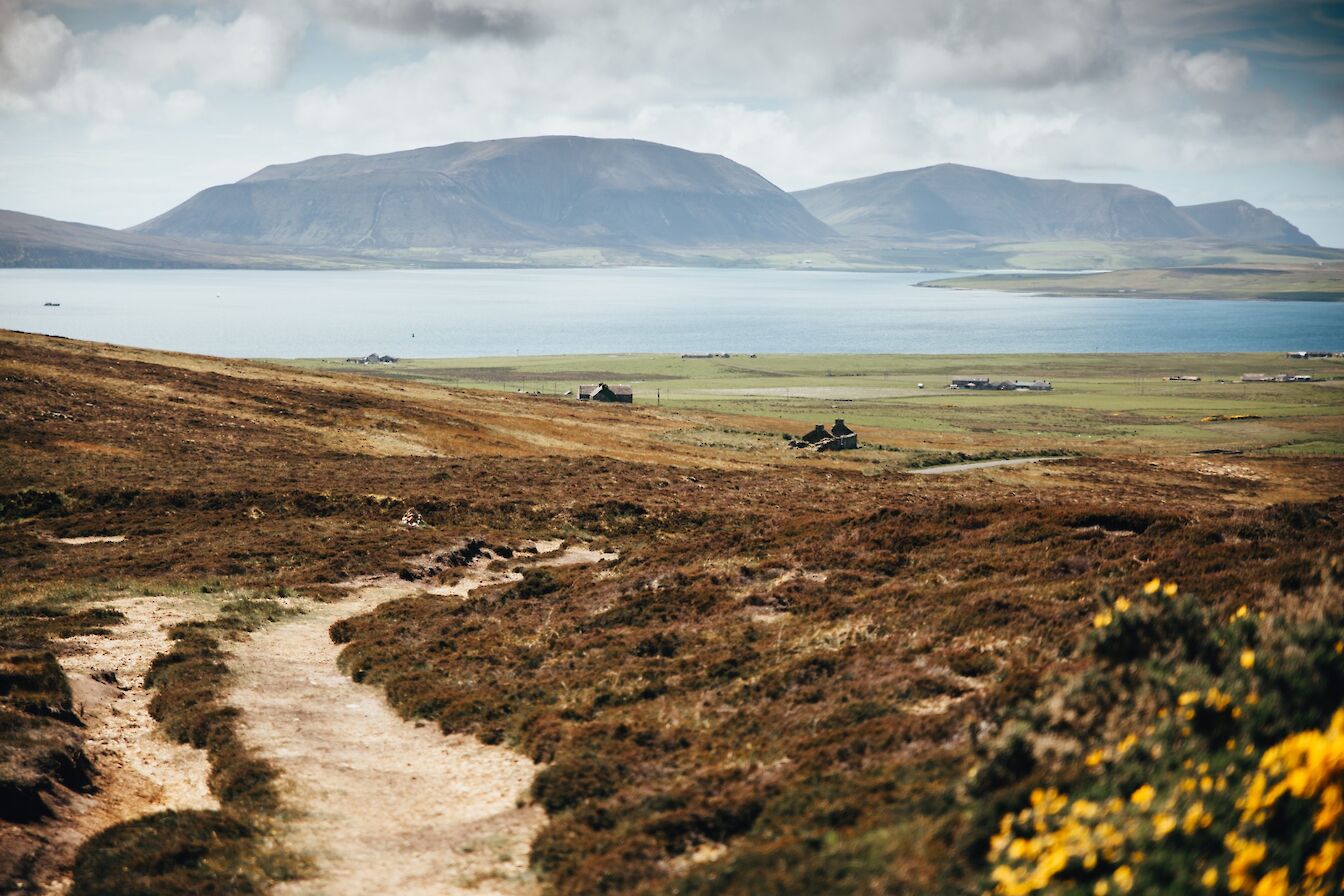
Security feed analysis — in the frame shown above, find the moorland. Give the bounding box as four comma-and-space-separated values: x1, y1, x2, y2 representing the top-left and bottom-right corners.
3, 329, 1343, 895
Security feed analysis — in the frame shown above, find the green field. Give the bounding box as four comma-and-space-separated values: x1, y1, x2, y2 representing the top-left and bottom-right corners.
278, 352, 1344, 461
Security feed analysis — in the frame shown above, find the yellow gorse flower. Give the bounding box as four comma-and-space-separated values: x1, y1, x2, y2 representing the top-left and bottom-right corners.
1227, 710, 1344, 893
993, 574, 1343, 896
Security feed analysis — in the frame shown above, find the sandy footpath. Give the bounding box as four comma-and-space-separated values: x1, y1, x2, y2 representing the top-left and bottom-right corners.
229, 544, 614, 896
908, 456, 1063, 475
39, 594, 219, 895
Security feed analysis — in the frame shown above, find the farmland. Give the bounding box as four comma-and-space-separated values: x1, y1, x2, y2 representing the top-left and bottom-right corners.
282, 351, 1344, 462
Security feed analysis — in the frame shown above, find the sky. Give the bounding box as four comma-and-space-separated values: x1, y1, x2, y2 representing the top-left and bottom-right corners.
1, 0, 1342, 245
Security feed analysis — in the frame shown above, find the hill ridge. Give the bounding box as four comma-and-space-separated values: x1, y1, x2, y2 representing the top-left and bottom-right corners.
133, 135, 834, 250
793, 163, 1317, 246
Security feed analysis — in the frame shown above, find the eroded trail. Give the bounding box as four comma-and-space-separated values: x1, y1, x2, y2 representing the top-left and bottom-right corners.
41, 594, 219, 895
229, 544, 614, 896
908, 456, 1062, 475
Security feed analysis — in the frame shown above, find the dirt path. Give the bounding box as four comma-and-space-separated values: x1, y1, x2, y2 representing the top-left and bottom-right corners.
908, 456, 1064, 475
39, 594, 219, 895
229, 544, 615, 896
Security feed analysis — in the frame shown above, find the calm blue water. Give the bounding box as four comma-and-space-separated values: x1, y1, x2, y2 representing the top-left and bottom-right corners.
0, 268, 1340, 357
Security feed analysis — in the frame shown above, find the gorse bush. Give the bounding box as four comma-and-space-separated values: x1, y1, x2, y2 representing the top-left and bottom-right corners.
982, 560, 1344, 895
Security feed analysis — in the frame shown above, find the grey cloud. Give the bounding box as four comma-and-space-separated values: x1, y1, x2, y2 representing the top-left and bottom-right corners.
537, 0, 1137, 103
310, 0, 545, 43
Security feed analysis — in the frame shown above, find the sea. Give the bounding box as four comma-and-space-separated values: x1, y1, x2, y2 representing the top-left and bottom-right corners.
0, 267, 1340, 357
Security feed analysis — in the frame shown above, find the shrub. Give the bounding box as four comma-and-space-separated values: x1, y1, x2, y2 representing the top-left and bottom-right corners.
532, 753, 622, 813
981, 562, 1344, 895
71, 811, 260, 896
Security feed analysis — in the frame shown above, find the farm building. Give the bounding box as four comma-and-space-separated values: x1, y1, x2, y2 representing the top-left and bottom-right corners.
799, 424, 830, 445
790, 419, 858, 451
578, 383, 634, 403
1242, 373, 1313, 383
952, 376, 1051, 391
829, 419, 858, 449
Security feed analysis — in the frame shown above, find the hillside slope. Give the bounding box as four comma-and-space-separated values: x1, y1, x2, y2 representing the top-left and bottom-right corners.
133, 136, 834, 250
1179, 198, 1316, 246
0, 209, 359, 269
4, 329, 1341, 895
794, 163, 1317, 246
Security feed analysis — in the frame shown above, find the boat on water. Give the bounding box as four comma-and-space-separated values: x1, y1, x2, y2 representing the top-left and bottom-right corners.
43, 302, 60, 306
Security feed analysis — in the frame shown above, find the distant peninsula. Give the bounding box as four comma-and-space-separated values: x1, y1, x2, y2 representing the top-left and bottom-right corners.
919, 264, 1344, 302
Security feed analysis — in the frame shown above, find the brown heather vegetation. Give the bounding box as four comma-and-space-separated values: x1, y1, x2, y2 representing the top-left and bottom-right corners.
2, 328, 1342, 894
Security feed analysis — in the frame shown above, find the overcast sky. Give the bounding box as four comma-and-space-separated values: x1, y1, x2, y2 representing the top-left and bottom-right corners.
2, 0, 1342, 245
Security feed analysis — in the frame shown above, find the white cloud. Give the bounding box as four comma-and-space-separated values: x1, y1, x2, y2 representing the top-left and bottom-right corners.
86, 7, 304, 90
1302, 115, 1344, 164
164, 88, 205, 121
0, 3, 301, 123
1179, 49, 1252, 92
0, 2, 75, 106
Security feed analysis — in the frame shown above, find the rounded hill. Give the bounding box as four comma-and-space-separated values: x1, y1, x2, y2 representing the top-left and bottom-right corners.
132, 136, 835, 250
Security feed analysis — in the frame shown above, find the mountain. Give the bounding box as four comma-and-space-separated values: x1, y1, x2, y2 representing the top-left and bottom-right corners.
5, 148, 1322, 270
133, 136, 834, 250
1178, 199, 1316, 247
793, 163, 1317, 246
